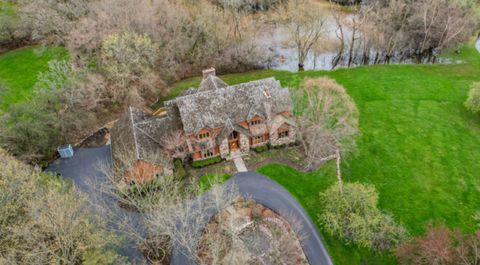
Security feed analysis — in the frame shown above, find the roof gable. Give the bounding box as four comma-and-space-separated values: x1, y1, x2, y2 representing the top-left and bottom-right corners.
111, 107, 177, 170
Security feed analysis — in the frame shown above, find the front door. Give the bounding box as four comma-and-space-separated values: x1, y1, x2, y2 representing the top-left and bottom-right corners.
229, 131, 240, 152
229, 140, 239, 151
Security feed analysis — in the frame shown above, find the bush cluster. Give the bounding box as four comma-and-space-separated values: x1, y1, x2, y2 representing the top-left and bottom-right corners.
254, 144, 269, 153
192, 156, 222, 168
396, 224, 480, 265
319, 183, 409, 251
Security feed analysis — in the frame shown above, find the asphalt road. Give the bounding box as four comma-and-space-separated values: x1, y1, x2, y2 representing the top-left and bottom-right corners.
47, 147, 333, 265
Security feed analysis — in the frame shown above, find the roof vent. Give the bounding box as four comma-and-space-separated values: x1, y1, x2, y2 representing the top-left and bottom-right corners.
202, 68, 216, 79
263, 87, 271, 99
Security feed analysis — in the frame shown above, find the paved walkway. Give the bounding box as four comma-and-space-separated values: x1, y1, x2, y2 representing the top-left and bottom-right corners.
233, 156, 248, 172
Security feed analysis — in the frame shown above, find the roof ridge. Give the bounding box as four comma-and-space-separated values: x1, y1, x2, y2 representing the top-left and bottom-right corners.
177, 77, 278, 101
132, 124, 163, 147
134, 115, 166, 126
128, 106, 141, 160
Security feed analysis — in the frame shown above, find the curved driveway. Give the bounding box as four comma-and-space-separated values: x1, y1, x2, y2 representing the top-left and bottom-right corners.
47, 147, 333, 265
172, 172, 333, 265
229, 172, 333, 265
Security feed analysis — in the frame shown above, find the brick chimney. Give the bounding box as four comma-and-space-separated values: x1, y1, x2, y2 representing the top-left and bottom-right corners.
202, 68, 216, 79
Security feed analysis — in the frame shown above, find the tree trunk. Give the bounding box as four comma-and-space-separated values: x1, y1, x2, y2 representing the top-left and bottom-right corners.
298, 63, 305, 71
336, 148, 343, 194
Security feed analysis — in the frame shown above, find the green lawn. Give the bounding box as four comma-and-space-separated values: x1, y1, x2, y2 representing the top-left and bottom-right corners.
197, 173, 231, 192
0, 46, 68, 110
168, 42, 480, 264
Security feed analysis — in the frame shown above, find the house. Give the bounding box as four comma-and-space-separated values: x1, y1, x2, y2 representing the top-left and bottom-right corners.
111, 68, 296, 183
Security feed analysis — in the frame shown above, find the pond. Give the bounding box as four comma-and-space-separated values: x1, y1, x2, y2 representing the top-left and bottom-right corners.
258, 17, 351, 71
259, 14, 464, 72
476, 37, 480, 53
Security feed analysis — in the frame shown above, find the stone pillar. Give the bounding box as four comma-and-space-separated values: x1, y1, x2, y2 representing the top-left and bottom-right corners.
239, 133, 250, 154
219, 138, 229, 159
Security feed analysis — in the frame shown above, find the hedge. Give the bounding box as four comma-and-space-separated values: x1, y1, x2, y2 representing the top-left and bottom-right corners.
254, 144, 269, 153
192, 156, 222, 168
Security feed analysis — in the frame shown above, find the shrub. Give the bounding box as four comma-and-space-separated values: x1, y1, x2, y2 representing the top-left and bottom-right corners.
192, 156, 222, 168
465, 82, 480, 114
254, 144, 269, 153
173, 159, 187, 180
395, 224, 480, 265
319, 183, 408, 251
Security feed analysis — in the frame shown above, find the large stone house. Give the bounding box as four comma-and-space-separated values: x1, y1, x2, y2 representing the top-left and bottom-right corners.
111, 69, 296, 183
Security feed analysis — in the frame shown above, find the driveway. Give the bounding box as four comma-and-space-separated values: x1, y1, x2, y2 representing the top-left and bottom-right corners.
47, 148, 332, 265
46, 146, 146, 263
172, 172, 333, 265
47, 146, 112, 193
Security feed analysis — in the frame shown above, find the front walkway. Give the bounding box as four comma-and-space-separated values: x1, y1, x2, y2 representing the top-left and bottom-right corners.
233, 156, 248, 172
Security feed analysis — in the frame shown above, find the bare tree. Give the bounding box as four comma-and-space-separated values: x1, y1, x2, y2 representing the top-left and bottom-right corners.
94, 153, 242, 264
292, 77, 359, 171
159, 130, 188, 160
276, 0, 327, 71
0, 148, 126, 265
361, 0, 478, 63
18, 0, 91, 44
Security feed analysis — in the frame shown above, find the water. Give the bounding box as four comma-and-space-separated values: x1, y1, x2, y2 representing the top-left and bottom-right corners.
259, 18, 353, 71
259, 16, 465, 72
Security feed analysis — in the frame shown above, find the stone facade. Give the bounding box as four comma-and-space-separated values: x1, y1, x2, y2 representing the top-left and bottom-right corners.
239, 133, 250, 154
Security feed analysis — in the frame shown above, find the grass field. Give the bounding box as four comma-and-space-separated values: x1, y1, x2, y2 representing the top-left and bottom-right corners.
167, 42, 480, 264
0, 46, 68, 110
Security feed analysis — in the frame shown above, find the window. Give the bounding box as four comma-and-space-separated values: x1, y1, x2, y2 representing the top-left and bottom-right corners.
252, 135, 265, 145
278, 130, 289, 138
202, 149, 215, 158
250, 119, 262, 126
229, 131, 239, 140
198, 132, 210, 139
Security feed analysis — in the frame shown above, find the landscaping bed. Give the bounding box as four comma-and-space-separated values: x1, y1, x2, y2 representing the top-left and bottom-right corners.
197, 198, 309, 265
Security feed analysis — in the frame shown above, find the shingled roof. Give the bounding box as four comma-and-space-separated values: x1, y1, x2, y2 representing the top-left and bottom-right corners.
170, 77, 293, 135
110, 107, 176, 174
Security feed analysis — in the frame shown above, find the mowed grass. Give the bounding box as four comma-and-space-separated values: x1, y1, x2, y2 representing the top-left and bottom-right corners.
168, 43, 480, 264
0, 46, 68, 110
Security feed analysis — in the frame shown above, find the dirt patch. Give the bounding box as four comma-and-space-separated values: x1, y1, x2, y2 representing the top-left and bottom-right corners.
77, 127, 110, 148
76, 120, 115, 148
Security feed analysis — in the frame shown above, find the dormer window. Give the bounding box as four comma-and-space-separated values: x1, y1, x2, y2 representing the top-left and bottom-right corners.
198, 132, 210, 139
250, 119, 262, 126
